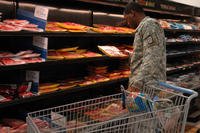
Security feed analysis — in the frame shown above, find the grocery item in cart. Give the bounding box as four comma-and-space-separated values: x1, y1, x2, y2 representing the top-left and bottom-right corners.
66, 120, 87, 129
85, 102, 127, 122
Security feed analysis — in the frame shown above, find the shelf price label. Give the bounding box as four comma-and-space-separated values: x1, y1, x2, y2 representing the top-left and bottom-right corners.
33, 36, 48, 60
26, 71, 40, 93
33, 36, 48, 49
34, 6, 49, 20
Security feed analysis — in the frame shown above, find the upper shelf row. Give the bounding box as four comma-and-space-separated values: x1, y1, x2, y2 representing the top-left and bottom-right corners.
0, 29, 200, 37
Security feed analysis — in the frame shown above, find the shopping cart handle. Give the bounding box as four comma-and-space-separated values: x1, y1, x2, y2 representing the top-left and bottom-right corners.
158, 82, 197, 95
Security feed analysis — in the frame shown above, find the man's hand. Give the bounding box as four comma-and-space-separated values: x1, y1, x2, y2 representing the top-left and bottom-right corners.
116, 20, 127, 27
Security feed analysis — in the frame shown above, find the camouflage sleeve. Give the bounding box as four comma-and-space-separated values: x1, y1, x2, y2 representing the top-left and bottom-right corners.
141, 23, 163, 88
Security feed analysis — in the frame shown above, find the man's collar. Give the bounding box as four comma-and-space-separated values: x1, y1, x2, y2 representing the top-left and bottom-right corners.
136, 16, 149, 32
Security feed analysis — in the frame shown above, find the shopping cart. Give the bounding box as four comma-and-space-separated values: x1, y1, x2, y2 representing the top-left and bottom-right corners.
27, 82, 198, 133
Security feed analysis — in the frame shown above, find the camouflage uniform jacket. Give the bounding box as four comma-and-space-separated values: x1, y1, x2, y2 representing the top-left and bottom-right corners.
129, 16, 166, 91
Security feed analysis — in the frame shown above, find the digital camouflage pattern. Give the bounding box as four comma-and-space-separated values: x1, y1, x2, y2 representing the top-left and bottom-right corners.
129, 16, 166, 93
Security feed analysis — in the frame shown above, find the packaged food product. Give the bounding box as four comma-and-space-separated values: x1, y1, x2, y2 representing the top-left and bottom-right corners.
98, 45, 127, 57
57, 47, 78, 52
47, 50, 64, 60
59, 51, 84, 59
82, 51, 102, 57
39, 83, 60, 90
46, 22, 67, 32
56, 22, 88, 30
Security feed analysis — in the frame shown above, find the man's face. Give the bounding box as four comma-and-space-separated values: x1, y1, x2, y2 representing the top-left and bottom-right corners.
124, 11, 137, 28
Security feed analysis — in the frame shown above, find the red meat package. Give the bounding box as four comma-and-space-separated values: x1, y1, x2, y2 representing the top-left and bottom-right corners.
0, 126, 10, 133
22, 57, 44, 63
82, 51, 102, 58
0, 52, 14, 58
0, 23, 21, 32
3, 19, 29, 27
0, 95, 12, 103
2, 118, 25, 129
22, 27, 43, 32
0, 58, 26, 65
15, 50, 33, 57
0, 84, 17, 97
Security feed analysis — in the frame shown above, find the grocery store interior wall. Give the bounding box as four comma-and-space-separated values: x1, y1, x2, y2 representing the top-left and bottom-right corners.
170, 0, 200, 8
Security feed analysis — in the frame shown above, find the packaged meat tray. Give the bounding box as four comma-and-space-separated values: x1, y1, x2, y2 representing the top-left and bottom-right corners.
46, 22, 67, 32
57, 47, 78, 52
98, 45, 127, 57
56, 22, 89, 31
47, 50, 64, 60
58, 51, 84, 59
93, 24, 135, 34
82, 51, 102, 57
1, 19, 42, 32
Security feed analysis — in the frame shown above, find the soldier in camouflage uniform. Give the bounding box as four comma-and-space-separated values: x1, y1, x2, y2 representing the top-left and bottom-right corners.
124, 2, 166, 94
123, 3, 167, 133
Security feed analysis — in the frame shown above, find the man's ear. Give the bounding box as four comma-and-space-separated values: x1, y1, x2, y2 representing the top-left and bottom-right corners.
130, 10, 135, 17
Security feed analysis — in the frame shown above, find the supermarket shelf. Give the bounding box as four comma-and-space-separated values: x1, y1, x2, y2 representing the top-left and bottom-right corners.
2, 30, 200, 37
167, 50, 200, 58
74, 0, 193, 17
165, 29, 200, 34
0, 31, 134, 37
74, 0, 126, 8
143, 8, 192, 18
0, 77, 128, 109
167, 63, 200, 75
167, 41, 200, 46
0, 56, 116, 71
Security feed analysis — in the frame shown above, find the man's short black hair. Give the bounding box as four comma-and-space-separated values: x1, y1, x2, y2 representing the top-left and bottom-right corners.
124, 2, 144, 14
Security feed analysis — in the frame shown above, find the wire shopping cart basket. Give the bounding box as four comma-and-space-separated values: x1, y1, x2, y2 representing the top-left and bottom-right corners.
27, 82, 198, 133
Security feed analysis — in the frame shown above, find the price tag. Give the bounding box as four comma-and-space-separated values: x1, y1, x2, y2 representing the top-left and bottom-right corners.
26, 71, 40, 83
33, 36, 48, 50
51, 112, 66, 127
34, 6, 49, 20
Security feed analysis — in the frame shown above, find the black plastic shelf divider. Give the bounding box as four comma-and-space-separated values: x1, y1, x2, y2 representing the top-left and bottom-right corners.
0, 77, 128, 109
165, 29, 200, 34
0, 31, 134, 37
1, 30, 200, 37
74, 0, 126, 8
167, 41, 200, 46
0, 56, 114, 71
167, 50, 200, 58
167, 63, 200, 75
